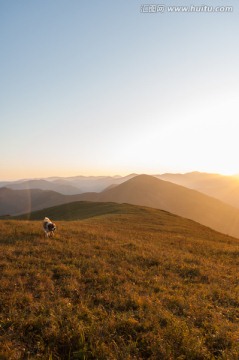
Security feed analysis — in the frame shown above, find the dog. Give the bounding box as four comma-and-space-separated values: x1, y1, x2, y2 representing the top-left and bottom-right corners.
43, 217, 56, 238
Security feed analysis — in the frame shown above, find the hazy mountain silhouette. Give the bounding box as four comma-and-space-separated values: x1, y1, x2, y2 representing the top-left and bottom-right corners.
4, 179, 81, 195
0, 187, 93, 216
1, 174, 138, 195
2, 174, 239, 238
83, 174, 239, 238
158, 172, 239, 208
50, 174, 137, 192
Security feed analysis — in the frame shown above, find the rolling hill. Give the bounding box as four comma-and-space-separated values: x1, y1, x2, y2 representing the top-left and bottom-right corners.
4, 172, 239, 208
3, 174, 239, 238
14, 201, 140, 221
1, 204, 239, 358
80, 174, 239, 238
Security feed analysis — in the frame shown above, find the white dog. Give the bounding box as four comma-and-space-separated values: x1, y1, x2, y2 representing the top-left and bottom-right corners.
43, 217, 56, 238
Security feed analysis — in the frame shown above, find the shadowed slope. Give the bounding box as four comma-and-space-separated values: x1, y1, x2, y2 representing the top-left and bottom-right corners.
0, 187, 96, 216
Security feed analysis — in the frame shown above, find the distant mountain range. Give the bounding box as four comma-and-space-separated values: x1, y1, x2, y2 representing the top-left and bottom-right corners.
0, 187, 87, 216
156, 171, 239, 209
0, 179, 81, 195
0, 174, 136, 195
2, 172, 239, 208
2, 174, 239, 238
82, 174, 239, 238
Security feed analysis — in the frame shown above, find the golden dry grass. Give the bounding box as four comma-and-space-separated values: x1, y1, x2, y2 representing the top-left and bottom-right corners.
0, 207, 239, 359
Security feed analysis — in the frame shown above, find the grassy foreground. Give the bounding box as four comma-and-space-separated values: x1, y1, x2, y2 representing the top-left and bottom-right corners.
0, 205, 239, 359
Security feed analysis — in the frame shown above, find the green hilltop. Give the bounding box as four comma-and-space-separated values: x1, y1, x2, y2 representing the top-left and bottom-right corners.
13, 201, 144, 221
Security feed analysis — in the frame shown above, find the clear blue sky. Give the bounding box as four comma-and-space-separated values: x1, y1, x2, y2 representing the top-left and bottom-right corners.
1, 0, 238, 180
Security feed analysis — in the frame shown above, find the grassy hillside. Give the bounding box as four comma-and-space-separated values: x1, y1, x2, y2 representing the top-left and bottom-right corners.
1, 206, 239, 359
13, 201, 140, 221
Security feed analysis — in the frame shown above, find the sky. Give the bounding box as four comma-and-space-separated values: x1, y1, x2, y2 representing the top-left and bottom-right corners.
0, 0, 238, 180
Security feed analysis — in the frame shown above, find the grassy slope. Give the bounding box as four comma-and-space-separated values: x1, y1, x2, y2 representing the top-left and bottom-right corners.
0, 205, 239, 359
12, 201, 141, 221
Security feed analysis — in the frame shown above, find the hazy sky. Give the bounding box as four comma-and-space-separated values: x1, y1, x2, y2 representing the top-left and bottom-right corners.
1, 0, 238, 180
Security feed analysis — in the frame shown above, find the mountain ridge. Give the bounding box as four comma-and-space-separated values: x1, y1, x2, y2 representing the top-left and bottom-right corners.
157, 172, 239, 208
0, 174, 138, 195
2, 174, 239, 238
85, 174, 239, 238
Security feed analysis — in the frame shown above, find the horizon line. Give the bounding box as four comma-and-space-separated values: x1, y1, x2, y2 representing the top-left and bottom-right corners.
1, 170, 239, 182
